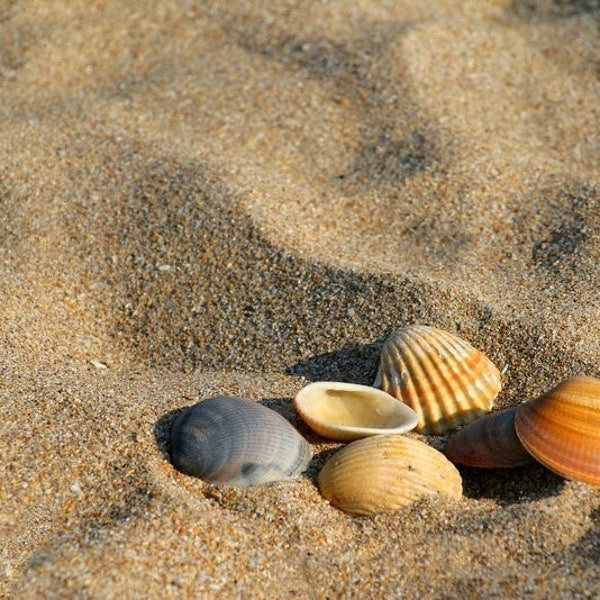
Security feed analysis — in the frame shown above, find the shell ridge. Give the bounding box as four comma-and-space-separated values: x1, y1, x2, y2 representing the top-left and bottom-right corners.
434, 336, 493, 431
389, 334, 425, 422
417, 332, 472, 431
436, 333, 498, 403
402, 329, 447, 429
408, 329, 482, 433
415, 328, 449, 432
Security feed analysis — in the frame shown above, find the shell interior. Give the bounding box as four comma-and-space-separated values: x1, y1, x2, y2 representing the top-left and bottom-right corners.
295, 381, 418, 441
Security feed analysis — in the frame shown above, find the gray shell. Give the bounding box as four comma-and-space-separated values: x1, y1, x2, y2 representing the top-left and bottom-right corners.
170, 396, 313, 487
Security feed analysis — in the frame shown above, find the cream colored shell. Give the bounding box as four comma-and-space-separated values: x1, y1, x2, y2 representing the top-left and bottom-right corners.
374, 325, 502, 435
294, 381, 418, 442
318, 434, 462, 516
515, 375, 600, 485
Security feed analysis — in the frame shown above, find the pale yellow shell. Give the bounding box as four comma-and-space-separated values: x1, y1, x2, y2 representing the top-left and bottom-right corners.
318, 434, 462, 516
515, 375, 600, 485
294, 381, 418, 442
374, 325, 502, 435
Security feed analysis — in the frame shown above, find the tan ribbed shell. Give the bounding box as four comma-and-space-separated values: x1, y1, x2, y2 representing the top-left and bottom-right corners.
318, 434, 462, 516
374, 325, 502, 435
515, 376, 600, 485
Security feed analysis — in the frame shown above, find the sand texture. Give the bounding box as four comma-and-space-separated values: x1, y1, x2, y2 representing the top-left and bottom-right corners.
2, 0, 600, 597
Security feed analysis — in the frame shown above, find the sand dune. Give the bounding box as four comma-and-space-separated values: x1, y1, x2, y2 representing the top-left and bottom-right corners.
2, 1, 600, 596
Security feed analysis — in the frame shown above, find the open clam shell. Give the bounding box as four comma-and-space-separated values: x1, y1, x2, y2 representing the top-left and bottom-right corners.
515, 376, 600, 485
170, 396, 312, 487
374, 325, 502, 435
444, 407, 534, 468
294, 381, 418, 442
318, 434, 462, 516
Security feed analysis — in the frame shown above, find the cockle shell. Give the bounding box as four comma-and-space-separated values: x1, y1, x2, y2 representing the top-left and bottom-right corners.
318, 434, 462, 516
294, 381, 418, 441
374, 325, 502, 435
515, 376, 600, 485
444, 407, 534, 468
170, 396, 312, 487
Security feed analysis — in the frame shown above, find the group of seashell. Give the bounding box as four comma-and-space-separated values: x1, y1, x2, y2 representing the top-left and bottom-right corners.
169, 324, 600, 517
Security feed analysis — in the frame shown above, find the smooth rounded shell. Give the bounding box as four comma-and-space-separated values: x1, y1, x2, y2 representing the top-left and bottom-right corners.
318, 434, 462, 516
294, 381, 418, 441
374, 325, 502, 435
515, 376, 600, 485
170, 396, 312, 487
444, 407, 534, 468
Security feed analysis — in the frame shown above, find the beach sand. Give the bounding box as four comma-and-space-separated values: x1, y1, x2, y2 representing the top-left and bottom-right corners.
2, 0, 600, 596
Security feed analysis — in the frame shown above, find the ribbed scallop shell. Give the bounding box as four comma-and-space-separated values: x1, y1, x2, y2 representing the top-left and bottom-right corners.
170, 396, 312, 487
374, 325, 502, 435
444, 407, 534, 468
515, 376, 600, 485
318, 434, 462, 516
294, 381, 418, 442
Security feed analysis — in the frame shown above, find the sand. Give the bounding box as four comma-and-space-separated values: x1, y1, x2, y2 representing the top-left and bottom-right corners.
1, 0, 600, 597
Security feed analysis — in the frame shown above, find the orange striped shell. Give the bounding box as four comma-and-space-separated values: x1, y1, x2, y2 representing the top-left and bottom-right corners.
318, 434, 462, 516
374, 325, 502, 435
514, 375, 600, 485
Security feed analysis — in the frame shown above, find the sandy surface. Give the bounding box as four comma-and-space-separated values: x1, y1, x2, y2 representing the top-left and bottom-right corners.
2, 0, 600, 597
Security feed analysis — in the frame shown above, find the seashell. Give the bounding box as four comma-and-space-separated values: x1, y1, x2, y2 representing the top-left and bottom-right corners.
444, 407, 534, 468
374, 325, 502, 435
294, 381, 418, 442
170, 396, 312, 487
318, 434, 462, 516
514, 376, 600, 485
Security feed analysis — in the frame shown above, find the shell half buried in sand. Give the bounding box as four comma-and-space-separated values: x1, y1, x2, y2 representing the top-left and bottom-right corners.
170, 396, 312, 487
515, 375, 600, 485
294, 381, 418, 442
374, 325, 502, 435
444, 406, 534, 468
318, 434, 462, 516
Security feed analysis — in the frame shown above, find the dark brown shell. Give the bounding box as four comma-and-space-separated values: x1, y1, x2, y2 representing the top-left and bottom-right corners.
444, 407, 534, 468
